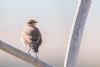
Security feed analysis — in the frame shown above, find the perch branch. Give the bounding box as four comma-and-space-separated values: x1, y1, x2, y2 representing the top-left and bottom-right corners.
0, 40, 54, 67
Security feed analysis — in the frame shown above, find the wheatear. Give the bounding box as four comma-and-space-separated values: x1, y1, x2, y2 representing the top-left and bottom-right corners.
21, 19, 42, 58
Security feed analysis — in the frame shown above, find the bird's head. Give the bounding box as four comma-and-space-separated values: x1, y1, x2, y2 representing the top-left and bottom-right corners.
27, 19, 38, 27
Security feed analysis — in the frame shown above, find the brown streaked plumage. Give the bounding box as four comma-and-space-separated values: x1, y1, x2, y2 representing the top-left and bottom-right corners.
21, 19, 42, 56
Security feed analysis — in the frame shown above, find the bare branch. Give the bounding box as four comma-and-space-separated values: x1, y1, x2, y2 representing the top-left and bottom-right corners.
0, 40, 54, 67
64, 0, 91, 67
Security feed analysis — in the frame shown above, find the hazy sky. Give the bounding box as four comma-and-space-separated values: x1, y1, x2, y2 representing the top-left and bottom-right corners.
0, 0, 100, 67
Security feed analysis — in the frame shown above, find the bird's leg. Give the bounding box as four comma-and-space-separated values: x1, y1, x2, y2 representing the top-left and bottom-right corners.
35, 52, 39, 60
27, 48, 31, 55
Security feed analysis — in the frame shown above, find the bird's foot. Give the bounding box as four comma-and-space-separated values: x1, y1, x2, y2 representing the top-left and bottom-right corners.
36, 56, 39, 60
27, 52, 32, 56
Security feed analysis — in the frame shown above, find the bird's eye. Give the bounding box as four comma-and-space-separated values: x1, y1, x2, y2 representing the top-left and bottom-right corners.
28, 22, 33, 24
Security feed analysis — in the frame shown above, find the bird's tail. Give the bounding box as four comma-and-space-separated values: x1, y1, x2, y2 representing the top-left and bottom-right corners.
31, 44, 39, 59
32, 45, 39, 53
31, 42, 39, 53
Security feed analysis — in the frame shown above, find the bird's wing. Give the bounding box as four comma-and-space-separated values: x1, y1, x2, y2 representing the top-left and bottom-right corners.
29, 27, 42, 45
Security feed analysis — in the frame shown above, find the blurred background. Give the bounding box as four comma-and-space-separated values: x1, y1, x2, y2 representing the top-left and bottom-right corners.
0, 0, 100, 67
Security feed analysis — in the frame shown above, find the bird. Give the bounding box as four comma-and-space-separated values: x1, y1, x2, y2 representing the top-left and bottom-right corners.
21, 19, 42, 58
